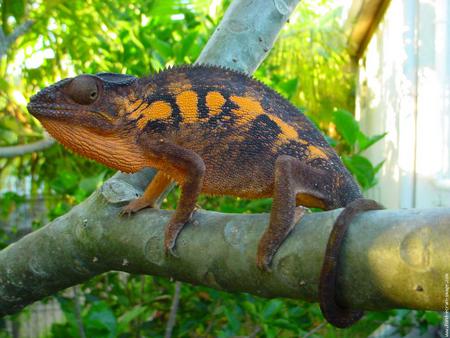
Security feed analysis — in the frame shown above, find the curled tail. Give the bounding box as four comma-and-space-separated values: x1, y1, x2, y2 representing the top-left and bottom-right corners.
318, 198, 385, 328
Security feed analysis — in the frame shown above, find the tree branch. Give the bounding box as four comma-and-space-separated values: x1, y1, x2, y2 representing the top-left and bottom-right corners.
0, 20, 34, 59
164, 281, 181, 338
0, 182, 448, 316
0, 136, 55, 158
196, 0, 298, 73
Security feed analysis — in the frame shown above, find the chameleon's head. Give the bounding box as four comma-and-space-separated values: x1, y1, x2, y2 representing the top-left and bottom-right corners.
28, 73, 138, 135
27, 73, 147, 171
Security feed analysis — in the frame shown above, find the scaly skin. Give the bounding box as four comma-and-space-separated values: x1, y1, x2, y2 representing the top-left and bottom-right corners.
27, 65, 374, 327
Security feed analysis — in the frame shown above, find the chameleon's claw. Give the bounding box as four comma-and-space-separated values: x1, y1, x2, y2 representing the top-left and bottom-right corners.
119, 207, 134, 217
256, 254, 273, 273
164, 243, 180, 258
256, 206, 306, 273
120, 198, 154, 216
164, 221, 187, 258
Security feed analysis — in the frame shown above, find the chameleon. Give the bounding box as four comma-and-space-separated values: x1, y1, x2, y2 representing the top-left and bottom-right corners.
27, 64, 382, 328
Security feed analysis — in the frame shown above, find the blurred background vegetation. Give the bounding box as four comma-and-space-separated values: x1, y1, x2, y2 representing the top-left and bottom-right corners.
0, 0, 439, 337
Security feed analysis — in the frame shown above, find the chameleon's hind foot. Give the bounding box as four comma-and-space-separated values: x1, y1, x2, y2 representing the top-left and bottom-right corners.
164, 209, 197, 257
319, 198, 384, 328
164, 226, 181, 257
257, 206, 308, 272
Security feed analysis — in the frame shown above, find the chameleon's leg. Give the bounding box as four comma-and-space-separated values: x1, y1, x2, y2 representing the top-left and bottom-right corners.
319, 198, 384, 328
137, 139, 205, 256
121, 171, 172, 215
257, 155, 330, 271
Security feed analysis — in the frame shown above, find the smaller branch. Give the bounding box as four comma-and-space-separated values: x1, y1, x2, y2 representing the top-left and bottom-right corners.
6, 20, 34, 47
0, 137, 55, 158
0, 20, 34, 59
249, 326, 261, 338
164, 281, 182, 338
0, 27, 6, 53
73, 287, 87, 338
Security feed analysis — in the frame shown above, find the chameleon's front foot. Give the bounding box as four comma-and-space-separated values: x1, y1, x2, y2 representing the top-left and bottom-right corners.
120, 197, 155, 216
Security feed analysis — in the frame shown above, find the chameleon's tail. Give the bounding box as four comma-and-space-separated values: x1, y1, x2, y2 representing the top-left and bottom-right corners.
318, 198, 385, 328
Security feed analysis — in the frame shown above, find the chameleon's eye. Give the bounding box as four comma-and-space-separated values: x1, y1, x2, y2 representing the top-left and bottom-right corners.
67, 75, 99, 105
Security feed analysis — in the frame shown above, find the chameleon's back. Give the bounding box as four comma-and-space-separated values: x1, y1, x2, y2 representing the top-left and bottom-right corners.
130, 66, 357, 203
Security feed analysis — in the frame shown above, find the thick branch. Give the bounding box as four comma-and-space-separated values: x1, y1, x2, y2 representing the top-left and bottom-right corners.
1, 182, 448, 316
0, 136, 55, 158
196, 0, 298, 73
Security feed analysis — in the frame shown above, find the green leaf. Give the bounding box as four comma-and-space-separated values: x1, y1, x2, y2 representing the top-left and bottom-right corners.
424, 311, 442, 325
50, 170, 79, 194
244, 198, 272, 212
78, 172, 106, 194
0, 129, 18, 144
55, 296, 80, 337
343, 155, 376, 190
278, 78, 298, 99
84, 301, 117, 338
333, 109, 360, 146
358, 131, 387, 151
152, 38, 173, 59
373, 160, 385, 175
262, 299, 284, 320
4, 0, 25, 22
223, 307, 241, 333
117, 305, 147, 333
180, 31, 198, 60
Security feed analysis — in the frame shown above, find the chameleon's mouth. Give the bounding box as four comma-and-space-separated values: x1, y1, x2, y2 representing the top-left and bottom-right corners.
27, 102, 79, 120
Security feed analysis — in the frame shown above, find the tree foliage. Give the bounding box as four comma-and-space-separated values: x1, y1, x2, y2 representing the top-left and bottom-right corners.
0, 0, 427, 337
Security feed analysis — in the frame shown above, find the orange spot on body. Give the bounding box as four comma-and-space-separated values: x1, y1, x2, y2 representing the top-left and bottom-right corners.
129, 102, 149, 119
308, 145, 328, 159
230, 96, 264, 114
137, 101, 172, 129
176, 91, 198, 123
206, 91, 226, 116
230, 95, 299, 142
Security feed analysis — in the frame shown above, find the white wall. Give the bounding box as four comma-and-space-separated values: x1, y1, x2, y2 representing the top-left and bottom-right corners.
357, 0, 450, 208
